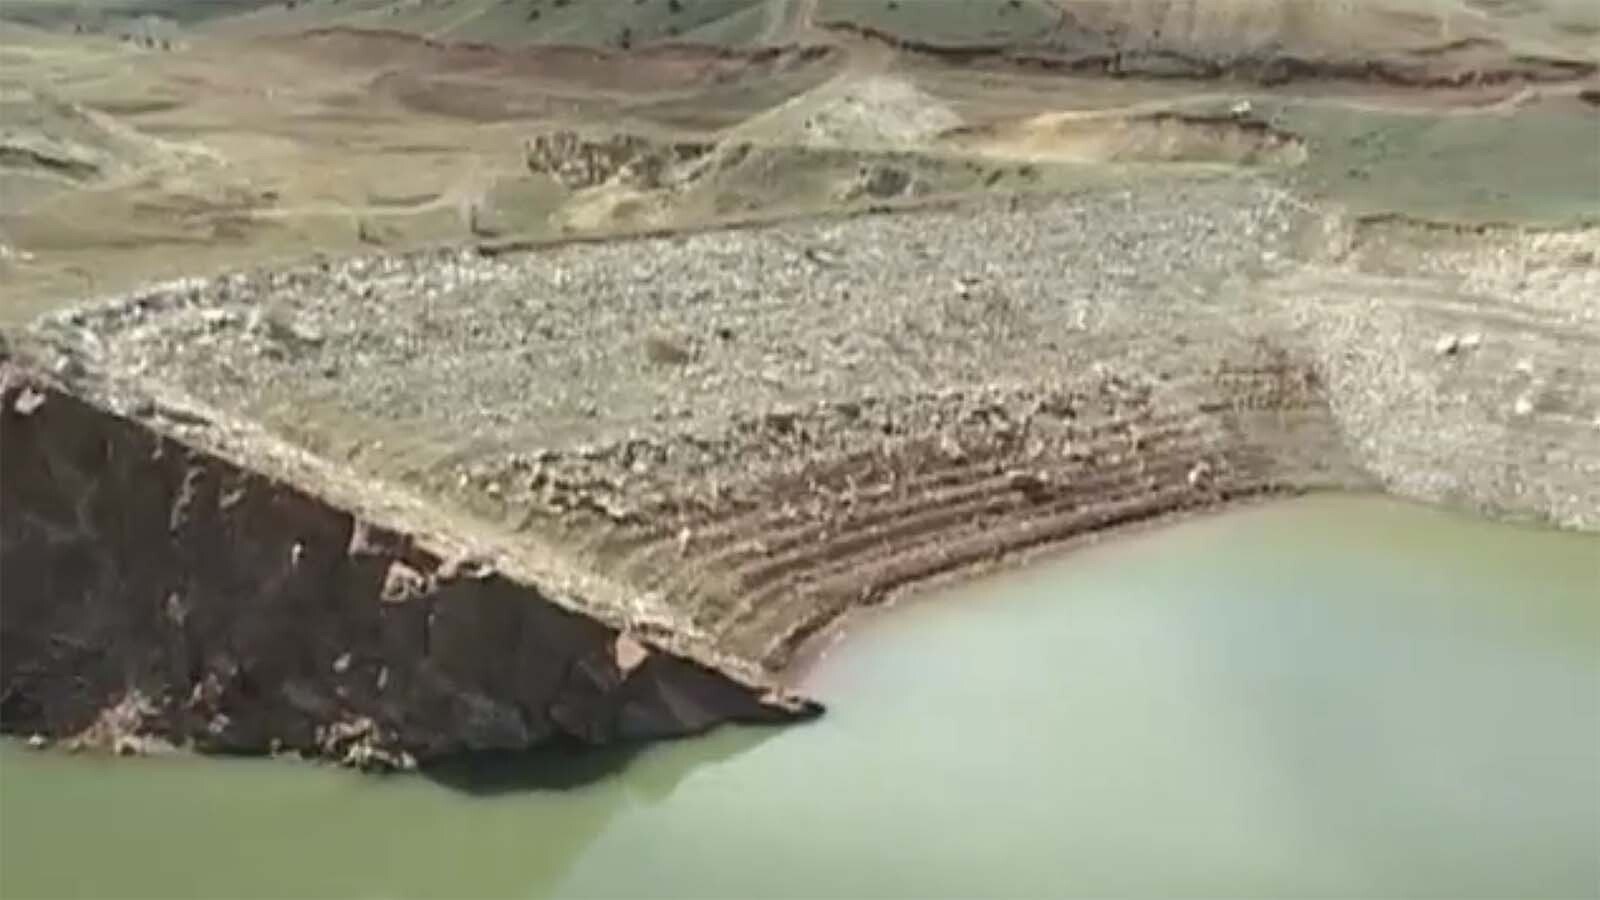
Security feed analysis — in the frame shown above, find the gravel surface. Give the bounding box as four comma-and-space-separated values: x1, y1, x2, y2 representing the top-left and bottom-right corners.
23, 170, 1599, 670
49, 173, 1293, 475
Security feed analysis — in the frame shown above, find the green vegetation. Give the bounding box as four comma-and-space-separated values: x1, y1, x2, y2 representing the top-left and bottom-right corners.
0, 0, 268, 27
0, 0, 794, 47
817, 0, 1059, 44
1284, 104, 1600, 225
210, 0, 781, 47
440, 0, 768, 47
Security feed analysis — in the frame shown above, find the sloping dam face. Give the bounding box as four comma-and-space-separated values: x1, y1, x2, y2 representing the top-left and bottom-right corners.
0, 348, 1351, 765
0, 367, 811, 768
3, 176, 1596, 767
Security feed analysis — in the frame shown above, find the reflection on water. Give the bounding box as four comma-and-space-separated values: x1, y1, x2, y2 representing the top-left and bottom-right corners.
2, 494, 1596, 898
423, 743, 645, 795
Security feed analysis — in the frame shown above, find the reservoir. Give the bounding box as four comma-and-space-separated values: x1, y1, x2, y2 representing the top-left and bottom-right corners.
2, 494, 1596, 898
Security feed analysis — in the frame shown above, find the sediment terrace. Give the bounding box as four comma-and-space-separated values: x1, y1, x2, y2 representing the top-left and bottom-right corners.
4, 174, 1597, 764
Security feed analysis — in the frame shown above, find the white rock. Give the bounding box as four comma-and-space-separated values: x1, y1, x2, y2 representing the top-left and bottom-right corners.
12, 387, 45, 416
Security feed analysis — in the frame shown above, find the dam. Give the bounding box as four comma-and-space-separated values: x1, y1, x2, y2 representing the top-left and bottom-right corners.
3, 174, 1598, 763
3, 0, 1598, 894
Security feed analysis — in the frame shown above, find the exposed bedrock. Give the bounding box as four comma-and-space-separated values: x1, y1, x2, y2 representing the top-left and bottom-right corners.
0, 368, 813, 767
525, 130, 716, 191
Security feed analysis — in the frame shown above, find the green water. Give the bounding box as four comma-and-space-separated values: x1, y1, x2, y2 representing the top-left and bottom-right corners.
2, 495, 1597, 899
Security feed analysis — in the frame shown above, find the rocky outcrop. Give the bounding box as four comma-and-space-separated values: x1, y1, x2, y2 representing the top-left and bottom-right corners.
0, 364, 814, 767
526, 130, 715, 190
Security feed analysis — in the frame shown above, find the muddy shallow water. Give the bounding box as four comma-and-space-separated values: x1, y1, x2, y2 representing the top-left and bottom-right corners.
1, 494, 1596, 898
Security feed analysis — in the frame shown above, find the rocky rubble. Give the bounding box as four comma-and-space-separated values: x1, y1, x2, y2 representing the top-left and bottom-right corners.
525, 129, 715, 190
6, 171, 1597, 762
1267, 217, 1600, 528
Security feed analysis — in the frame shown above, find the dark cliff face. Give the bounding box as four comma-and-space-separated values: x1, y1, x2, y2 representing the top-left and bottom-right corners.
0, 365, 813, 767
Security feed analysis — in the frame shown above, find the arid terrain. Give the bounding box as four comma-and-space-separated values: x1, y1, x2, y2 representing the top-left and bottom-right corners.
4, 0, 1597, 318
2, 0, 1597, 766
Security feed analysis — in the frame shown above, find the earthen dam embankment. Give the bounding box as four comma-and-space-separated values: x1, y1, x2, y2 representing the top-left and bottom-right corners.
3, 176, 1596, 765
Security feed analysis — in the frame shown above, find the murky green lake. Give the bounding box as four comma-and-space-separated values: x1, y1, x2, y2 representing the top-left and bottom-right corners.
2, 495, 1596, 898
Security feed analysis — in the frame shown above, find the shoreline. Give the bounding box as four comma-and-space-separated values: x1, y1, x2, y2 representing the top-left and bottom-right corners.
787, 486, 1599, 687
3, 176, 1596, 767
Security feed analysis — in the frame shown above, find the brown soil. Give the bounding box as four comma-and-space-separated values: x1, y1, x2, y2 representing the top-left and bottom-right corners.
940, 110, 1307, 165
275, 27, 842, 95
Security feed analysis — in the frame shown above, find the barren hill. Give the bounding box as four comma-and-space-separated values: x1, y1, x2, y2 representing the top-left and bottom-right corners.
819, 0, 1598, 83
